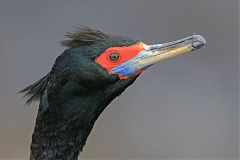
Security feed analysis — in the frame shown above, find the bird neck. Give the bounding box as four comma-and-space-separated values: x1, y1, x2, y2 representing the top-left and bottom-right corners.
31, 102, 105, 160
30, 77, 137, 160
30, 84, 119, 160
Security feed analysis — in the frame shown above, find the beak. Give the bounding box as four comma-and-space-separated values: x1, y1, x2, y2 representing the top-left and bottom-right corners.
112, 35, 206, 77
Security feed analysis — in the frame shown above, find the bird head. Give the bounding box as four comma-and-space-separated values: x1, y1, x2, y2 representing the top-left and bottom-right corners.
21, 26, 206, 117
40, 26, 206, 121
58, 26, 206, 89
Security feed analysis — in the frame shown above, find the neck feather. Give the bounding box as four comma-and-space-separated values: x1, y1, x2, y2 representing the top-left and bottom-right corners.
30, 76, 138, 160
30, 87, 115, 160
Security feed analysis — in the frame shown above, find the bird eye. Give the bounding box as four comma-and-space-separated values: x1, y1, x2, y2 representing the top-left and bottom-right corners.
109, 52, 120, 62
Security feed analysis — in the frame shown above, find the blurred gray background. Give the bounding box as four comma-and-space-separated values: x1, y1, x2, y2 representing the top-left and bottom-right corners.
0, 0, 238, 159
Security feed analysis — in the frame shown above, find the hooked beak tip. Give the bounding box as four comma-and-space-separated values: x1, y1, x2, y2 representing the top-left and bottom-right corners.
190, 35, 206, 50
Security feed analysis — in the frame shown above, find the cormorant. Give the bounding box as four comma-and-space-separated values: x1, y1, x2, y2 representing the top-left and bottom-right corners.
21, 26, 206, 160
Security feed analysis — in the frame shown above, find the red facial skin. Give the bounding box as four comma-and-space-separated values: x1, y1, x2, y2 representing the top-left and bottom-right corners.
95, 42, 145, 79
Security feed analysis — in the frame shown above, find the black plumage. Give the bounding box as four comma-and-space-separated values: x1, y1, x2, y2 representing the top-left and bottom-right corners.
21, 26, 206, 160
21, 26, 140, 160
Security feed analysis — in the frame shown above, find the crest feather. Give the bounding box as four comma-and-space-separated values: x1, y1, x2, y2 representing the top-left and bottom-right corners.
61, 26, 109, 48
20, 73, 50, 105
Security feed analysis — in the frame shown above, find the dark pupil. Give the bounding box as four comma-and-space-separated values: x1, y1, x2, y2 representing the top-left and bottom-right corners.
109, 52, 119, 61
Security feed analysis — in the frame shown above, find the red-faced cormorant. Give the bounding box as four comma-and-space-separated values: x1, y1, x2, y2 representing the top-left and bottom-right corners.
21, 26, 206, 160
